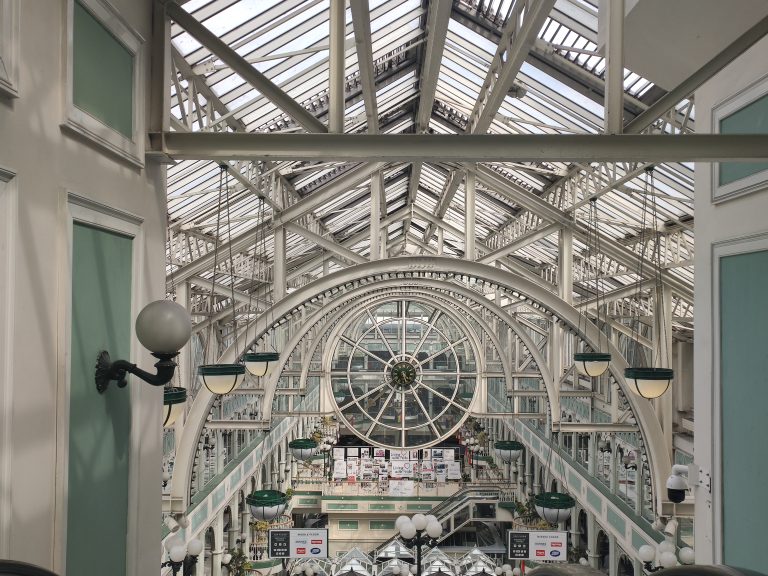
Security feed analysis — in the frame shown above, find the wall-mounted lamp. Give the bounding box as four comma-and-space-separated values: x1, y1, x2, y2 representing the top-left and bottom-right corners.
95, 300, 192, 393
162, 537, 203, 576
638, 540, 694, 571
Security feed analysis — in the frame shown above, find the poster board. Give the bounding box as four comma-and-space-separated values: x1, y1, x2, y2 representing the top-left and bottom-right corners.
507, 530, 567, 561
269, 528, 329, 558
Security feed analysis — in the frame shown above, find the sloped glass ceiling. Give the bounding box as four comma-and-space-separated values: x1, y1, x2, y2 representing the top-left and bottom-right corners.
165, 0, 695, 343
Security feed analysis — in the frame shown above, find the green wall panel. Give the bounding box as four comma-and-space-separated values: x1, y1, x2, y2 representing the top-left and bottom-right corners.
73, 1, 134, 138
68, 223, 133, 576
338, 520, 359, 530
720, 249, 768, 571
719, 94, 768, 186
370, 520, 395, 530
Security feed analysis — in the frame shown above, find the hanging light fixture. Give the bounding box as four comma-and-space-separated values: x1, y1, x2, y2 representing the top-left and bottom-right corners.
198, 164, 246, 395
574, 198, 610, 377
246, 489, 291, 521
289, 438, 319, 461
625, 167, 674, 399
534, 432, 575, 523
494, 440, 523, 463
163, 386, 187, 428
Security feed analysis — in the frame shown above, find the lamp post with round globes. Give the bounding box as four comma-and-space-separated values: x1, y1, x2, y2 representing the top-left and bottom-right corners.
161, 537, 203, 576
638, 541, 695, 572
395, 514, 443, 576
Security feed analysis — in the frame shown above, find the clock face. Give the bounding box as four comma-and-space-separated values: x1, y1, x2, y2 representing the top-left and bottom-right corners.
390, 361, 417, 388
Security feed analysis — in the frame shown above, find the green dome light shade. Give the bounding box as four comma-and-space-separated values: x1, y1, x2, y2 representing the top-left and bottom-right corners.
533, 492, 575, 524
162, 386, 187, 428
289, 438, 319, 461
198, 364, 246, 395
573, 352, 611, 378
246, 490, 291, 521
243, 352, 280, 377
624, 367, 674, 399
494, 440, 524, 463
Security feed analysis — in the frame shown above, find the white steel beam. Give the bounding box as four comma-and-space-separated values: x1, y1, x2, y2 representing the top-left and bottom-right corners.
349, 0, 379, 134
464, 167, 476, 260
164, 1, 327, 133
466, 0, 557, 135
416, 0, 452, 133
154, 132, 768, 162
284, 222, 367, 265
329, 0, 346, 133
601, 0, 624, 135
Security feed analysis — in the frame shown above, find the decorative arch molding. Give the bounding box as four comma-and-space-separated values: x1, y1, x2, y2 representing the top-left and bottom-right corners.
171, 256, 669, 514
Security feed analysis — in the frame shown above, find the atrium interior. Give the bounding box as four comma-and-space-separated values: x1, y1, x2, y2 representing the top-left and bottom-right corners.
1, 1, 768, 576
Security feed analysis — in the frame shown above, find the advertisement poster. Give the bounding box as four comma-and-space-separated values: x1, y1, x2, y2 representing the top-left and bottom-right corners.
390, 450, 409, 461
359, 447, 371, 459
333, 448, 345, 460
391, 460, 414, 478
422, 449, 431, 460
435, 462, 447, 482
442, 448, 455, 461
421, 461, 435, 481
374, 448, 386, 459
389, 480, 415, 497
410, 450, 420, 460
507, 531, 567, 561
269, 528, 329, 558
432, 448, 444, 460
346, 447, 359, 458
333, 460, 347, 480
361, 460, 375, 481
346, 459, 358, 481
446, 461, 462, 480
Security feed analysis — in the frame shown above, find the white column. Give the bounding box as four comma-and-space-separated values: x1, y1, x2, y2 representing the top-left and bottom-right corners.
608, 534, 618, 576
601, 0, 624, 134
273, 225, 286, 301
586, 512, 599, 569
464, 167, 476, 260
212, 512, 225, 576
370, 178, 381, 261
436, 227, 444, 255
329, 0, 346, 133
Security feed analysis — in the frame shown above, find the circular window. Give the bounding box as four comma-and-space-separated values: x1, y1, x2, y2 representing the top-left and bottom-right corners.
329, 300, 477, 448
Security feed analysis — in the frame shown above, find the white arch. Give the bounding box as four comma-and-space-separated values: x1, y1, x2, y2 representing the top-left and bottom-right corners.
171, 256, 669, 514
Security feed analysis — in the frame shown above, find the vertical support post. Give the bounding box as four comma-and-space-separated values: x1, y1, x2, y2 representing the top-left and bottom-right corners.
150, 2, 171, 133
370, 178, 381, 261
329, 0, 346, 133
586, 511, 599, 569
212, 512, 225, 576
436, 227, 444, 255
601, 0, 625, 134
608, 533, 618, 576
464, 166, 476, 260
273, 225, 286, 301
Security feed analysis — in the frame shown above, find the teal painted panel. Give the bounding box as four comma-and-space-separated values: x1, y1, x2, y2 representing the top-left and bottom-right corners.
230, 467, 242, 487
607, 507, 626, 534
370, 520, 396, 530
298, 498, 319, 505
587, 488, 602, 512
73, 1, 134, 137
407, 504, 433, 511
720, 249, 768, 571
719, 94, 768, 185
191, 502, 210, 532
327, 503, 358, 510
369, 503, 396, 510
68, 223, 132, 576
213, 484, 226, 509
568, 471, 582, 491
632, 530, 647, 552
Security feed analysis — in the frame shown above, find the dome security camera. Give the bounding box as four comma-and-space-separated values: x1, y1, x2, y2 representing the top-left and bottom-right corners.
667, 464, 688, 503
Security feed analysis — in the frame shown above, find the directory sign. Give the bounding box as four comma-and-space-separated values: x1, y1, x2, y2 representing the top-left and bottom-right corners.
269, 529, 329, 558
507, 530, 567, 561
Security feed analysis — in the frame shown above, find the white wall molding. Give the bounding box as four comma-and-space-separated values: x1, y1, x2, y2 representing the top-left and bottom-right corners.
0, 167, 17, 557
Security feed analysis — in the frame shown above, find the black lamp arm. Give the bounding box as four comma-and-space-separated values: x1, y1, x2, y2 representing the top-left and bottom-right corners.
644, 562, 664, 573
96, 350, 178, 393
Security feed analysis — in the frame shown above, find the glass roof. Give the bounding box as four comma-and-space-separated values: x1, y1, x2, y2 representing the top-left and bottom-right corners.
165, 0, 696, 343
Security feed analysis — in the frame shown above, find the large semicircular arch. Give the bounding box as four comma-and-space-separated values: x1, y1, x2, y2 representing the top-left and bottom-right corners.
171, 256, 670, 514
